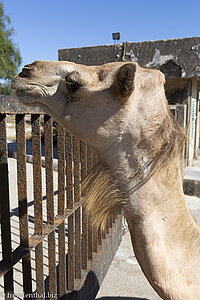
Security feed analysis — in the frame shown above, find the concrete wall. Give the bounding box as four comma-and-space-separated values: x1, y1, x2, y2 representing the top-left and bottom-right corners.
59, 37, 200, 78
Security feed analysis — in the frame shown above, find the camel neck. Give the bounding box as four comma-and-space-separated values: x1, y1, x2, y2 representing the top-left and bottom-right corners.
99, 149, 200, 298
124, 168, 200, 300
125, 183, 200, 299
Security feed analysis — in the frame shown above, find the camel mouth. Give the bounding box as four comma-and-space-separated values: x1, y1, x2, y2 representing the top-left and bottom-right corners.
15, 89, 31, 97
15, 94, 41, 107
11, 77, 47, 98
18, 98, 51, 114
15, 88, 43, 99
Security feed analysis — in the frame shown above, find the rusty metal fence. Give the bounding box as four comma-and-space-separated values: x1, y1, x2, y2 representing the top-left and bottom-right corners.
0, 96, 123, 300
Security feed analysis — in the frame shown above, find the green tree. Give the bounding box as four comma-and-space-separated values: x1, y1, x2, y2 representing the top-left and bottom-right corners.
0, 2, 21, 94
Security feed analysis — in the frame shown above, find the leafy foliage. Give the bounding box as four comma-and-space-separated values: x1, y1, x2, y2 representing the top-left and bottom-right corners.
0, 2, 21, 94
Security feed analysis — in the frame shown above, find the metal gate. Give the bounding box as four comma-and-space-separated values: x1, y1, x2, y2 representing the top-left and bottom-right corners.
0, 96, 123, 300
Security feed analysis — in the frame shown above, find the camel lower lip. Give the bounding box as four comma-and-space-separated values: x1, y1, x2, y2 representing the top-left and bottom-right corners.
16, 90, 26, 97
16, 88, 44, 100
16, 89, 35, 98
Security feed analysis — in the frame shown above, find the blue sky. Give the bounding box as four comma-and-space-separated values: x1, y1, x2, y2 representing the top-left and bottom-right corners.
2, 0, 200, 68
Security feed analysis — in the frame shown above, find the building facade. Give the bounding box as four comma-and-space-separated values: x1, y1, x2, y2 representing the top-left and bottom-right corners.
59, 37, 200, 165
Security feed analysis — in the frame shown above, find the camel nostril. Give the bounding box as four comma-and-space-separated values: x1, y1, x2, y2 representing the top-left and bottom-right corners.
11, 79, 16, 90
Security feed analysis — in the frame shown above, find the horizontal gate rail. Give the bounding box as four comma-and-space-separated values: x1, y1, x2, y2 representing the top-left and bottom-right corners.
0, 200, 83, 277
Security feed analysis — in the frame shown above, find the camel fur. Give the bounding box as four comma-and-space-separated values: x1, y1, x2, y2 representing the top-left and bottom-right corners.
12, 60, 200, 299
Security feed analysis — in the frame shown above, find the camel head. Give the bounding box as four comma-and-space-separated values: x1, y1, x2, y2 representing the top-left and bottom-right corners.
12, 60, 166, 152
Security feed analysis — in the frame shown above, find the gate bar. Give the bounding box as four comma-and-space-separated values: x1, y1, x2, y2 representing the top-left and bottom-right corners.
57, 124, 66, 298
87, 147, 93, 261
31, 114, 44, 298
0, 114, 14, 299
66, 132, 74, 290
80, 141, 88, 270
16, 114, 32, 296
44, 115, 57, 298
73, 137, 81, 279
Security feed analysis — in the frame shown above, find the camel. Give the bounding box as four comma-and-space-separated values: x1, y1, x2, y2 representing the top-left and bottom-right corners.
11, 60, 200, 299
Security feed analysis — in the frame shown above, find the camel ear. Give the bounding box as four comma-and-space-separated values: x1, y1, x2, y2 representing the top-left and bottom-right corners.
114, 63, 137, 104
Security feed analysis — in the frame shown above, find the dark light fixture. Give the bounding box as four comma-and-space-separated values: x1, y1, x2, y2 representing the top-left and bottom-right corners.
112, 32, 120, 43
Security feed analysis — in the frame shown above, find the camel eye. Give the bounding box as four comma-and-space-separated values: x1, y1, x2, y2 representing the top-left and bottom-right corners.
22, 68, 31, 76
19, 66, 33, 78
65, 75, 82, 93
18, 68, 31, 78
